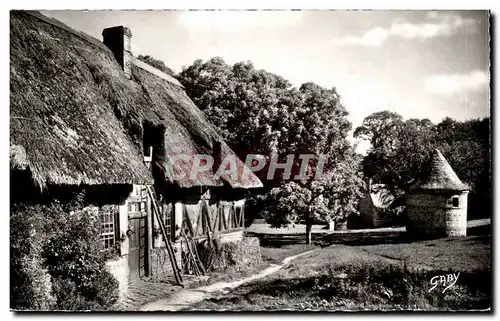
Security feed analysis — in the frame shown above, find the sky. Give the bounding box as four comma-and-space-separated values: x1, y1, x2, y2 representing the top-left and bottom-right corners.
41, 10, 490, 154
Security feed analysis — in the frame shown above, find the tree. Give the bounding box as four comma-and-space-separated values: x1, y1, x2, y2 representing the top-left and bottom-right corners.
178, 58, 352, 160
178, 58, 295, 157
391, 118, 437, 191
178, 57, 364, 241
262, 148, 364, 244
354, 112, 438, 193
435, 117, 490, 195
353, 111, 404, 153
355, 111, 490, 205
137, 55, 176, 77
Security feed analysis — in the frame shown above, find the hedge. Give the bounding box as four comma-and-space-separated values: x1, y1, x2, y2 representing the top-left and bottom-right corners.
10, 196, 119, 311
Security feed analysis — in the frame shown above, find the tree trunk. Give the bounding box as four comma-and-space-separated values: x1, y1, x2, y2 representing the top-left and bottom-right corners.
305, 223, 312, 245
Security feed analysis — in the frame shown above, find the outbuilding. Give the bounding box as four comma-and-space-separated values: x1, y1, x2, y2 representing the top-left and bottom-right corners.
406, 149, 469, 238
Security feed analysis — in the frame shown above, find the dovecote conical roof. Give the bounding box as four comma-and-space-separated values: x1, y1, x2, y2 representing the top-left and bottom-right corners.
410, 149, 469, 192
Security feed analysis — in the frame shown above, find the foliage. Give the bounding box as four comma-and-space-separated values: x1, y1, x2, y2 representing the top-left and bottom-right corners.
376, 206, 406, 227
10, 208, 56, 310
353, 111, 405, 154
244, 194, 268, 228
261, 148, 365, 242
137, 54, 176, 77
178, 57, 351, 160
355, 112, 490, 197
178, 57, 364, 237
10, 195, 119, 311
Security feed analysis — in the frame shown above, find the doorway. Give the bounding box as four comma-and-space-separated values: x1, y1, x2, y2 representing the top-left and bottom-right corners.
127, 187, 149, 281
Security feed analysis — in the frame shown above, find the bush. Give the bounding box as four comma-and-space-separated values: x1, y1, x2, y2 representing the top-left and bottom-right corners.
314, 261, 491, 310
51, 271, 118, 311
10, 204, 56, 310
10, 197, 119, 311
196, 237, 262, 272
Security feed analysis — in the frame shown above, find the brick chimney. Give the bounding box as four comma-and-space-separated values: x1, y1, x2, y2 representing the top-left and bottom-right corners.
102, 26, 133, 79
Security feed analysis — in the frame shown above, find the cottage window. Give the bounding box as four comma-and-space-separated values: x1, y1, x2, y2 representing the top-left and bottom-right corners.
100, 209, 117, 249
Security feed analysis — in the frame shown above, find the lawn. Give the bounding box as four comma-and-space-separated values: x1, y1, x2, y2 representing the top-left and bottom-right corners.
185, 243, 319, 288
186, 234, 491, 311
260, 244, 319, 265
246, 219, 491, 247
246, 223, 329, 235
245, 223, 330, 247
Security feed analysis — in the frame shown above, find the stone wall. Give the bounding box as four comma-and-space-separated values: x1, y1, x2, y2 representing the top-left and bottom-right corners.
220, 230, 244, 243
150, 242, 182, 280
406, 191, 468, 238
224, 236, 262, 269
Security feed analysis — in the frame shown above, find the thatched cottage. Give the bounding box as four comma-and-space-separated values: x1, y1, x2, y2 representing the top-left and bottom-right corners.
358, 183, 396, 228
406, 149, 469, 238
10, 10, 262, 300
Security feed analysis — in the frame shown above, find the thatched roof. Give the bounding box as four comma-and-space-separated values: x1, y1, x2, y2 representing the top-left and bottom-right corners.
410, 149, 469, 192
10, 10, 262, 190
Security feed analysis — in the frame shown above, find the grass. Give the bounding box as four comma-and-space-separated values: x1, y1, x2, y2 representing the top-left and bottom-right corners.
184, 263, 269, 289
186, 243, 319, 288
246, 223, 328, 235
358, 235, 491, 272
245, 223, 329, 247
186, 235, 491, 311
260, 244, 319, 265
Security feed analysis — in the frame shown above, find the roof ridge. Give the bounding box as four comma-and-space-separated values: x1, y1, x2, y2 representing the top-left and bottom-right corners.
23, 11, 184, 90
22, 10, 111, 53
132, 57, 184, 89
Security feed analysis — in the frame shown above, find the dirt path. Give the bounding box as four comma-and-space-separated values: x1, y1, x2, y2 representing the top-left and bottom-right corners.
139, 249, 316, 311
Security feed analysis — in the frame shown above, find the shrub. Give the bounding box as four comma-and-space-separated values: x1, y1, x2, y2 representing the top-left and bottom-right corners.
51, 271, 118, 311
196, 237, 262, 272
10, 197, 119, 311
10, 204, 56, 310
315, 261, 491, 310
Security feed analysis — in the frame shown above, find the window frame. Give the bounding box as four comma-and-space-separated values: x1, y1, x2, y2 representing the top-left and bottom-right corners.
447, 195, 460, 208
99, 206, 118, 249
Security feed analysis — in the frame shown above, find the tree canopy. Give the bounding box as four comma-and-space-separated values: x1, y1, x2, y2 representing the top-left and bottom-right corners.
177, 57, 352, 160
354, 112, 490, 198
178, 57, 365, 242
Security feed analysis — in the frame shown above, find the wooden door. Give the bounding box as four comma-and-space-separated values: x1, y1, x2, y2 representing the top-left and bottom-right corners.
127, 197, 149, 281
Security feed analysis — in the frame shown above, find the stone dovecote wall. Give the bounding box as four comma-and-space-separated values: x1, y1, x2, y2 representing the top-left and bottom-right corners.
406, 191, 468, 237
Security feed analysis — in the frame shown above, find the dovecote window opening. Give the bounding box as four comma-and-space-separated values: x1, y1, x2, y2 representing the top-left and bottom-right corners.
447, 195, 460, 208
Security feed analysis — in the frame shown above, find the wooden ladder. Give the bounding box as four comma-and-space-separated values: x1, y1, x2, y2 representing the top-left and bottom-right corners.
180, 216, 206, 276
145, 185, 184, 287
